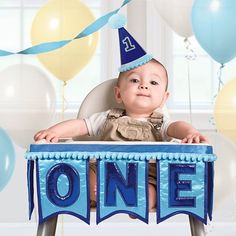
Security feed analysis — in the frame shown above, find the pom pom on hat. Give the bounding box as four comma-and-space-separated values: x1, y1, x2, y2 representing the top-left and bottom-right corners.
108, 13, 126, 29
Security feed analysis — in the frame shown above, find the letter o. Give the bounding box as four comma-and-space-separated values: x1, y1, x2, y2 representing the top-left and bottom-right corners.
46, 163, 80, 207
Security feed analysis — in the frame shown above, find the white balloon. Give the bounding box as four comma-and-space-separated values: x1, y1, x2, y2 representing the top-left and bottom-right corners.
0, 64, 56, 148
153, 0, 193, 38
205, 132, 236, 209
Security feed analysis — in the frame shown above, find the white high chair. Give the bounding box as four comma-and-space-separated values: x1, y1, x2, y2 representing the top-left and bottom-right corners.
37, 79, 206, 236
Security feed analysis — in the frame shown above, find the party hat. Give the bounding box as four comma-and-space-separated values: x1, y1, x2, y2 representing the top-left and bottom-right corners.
108, 14, 153, 72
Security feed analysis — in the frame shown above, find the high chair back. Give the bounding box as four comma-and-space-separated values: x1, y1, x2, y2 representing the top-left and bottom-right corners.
78, 78, 123, 119
75, 78, 122, 141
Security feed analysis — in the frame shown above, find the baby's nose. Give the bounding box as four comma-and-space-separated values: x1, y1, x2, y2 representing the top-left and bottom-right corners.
139, 84, 148, 89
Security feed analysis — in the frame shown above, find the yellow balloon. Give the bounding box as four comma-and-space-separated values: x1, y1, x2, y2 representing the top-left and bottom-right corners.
31, 0, 98, 82
214, 78, 236, 144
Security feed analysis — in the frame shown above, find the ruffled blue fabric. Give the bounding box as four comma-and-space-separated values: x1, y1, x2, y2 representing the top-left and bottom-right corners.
119, 54, 153, 72
25, 151, 217, 162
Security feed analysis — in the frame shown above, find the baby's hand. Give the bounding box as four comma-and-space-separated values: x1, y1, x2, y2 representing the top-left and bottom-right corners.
34, 130, 59, 143
181, 133, 209, 144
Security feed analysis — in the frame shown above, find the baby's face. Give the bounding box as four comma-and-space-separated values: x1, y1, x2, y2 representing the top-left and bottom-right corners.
114, 60, 169, 117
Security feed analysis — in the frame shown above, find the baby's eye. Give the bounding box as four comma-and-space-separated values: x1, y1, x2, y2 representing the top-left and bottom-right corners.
130, 78, 139, 83
150, 80, 159, 85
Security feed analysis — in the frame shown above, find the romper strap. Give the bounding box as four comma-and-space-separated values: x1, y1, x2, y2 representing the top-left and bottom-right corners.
107, 108, 125, 119
149, 112, 164, 131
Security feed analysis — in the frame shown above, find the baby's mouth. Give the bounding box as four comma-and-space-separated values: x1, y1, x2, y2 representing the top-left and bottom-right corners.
136, 93, 150, 97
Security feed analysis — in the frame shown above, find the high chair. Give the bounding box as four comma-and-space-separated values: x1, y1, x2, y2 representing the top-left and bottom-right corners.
32, 79, 211, 236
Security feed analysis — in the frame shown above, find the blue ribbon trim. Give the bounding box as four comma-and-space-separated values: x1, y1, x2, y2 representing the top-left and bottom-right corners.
25, 151, 217, 162
207, 162, 214, 220
0, 0, 131, 56
38, 211, 90, 225
29, 143, 214, 154
157, 211, 207, 225
27, 160, 34, 220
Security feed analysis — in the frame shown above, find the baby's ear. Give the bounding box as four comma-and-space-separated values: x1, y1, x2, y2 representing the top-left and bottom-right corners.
114, 86, 122, 103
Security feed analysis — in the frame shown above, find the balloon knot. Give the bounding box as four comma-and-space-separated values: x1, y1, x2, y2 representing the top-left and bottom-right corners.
220, 63, 225, 69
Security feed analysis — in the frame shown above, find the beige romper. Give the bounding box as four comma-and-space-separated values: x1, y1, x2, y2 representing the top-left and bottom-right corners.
90, 108, 164, 186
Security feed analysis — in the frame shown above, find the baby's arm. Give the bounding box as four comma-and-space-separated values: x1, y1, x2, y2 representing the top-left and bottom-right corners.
167, 121, 208, 143
34, 119, 88, 143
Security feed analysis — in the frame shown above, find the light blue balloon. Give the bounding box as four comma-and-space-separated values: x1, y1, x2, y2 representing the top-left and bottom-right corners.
192, 0, 236, 64
0, 128, 16, 191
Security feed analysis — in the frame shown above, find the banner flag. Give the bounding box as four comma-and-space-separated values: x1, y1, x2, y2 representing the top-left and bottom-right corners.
97, 159, 148, 224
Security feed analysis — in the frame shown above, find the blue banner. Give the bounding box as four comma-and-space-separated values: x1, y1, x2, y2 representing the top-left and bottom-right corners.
97, 159, 148, 224
36, 159, 90, 224
25, 142, 216, 225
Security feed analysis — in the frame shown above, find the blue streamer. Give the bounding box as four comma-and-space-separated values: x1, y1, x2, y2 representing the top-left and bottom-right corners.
0, 50, 13, 56
18, 40, 70, 55
0, 0, 131, 56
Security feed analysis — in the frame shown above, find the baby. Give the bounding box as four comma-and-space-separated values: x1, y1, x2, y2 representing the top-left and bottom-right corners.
34, 58, 208, 211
